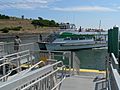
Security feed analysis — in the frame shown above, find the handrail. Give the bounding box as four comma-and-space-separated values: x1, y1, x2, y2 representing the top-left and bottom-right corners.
8, 53, 30, 62
0, 62, 10, 67
0, 67, 20, 81
47, 59, 57, 61
0, 50, 30, 82
111, 53, 119, 70
51, 61, 63, 66
4, 50, 29, 57
30, 50, 70, 53
111, 53, 119, 65
109, 64, 120, 90
107, 53, 120, 90
0, 57, 7, 61
21, 65, 65, 90
21, 68, 59, 90
51, 77, 66, 90
28, 61, 44, 71
19, 43, 35, 47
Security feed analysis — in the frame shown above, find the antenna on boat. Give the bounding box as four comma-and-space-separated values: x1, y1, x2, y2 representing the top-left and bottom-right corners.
99, 20, 101, 30
99, 20, 102, 42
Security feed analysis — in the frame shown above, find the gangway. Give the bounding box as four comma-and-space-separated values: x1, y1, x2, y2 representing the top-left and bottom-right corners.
0, 50, 69, 90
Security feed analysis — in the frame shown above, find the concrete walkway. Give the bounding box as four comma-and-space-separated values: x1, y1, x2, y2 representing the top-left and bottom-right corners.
60, 72, 106, 90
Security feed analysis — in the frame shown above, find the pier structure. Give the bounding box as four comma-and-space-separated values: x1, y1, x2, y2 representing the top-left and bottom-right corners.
0, 41, 107, 90
4, 27, 120, 90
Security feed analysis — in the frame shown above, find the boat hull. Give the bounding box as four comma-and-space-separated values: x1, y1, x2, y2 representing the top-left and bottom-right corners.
38, 42, 107, 51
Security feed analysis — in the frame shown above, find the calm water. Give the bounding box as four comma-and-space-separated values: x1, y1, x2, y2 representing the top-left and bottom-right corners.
75, 49, 107, 70
0, 35, 107, 70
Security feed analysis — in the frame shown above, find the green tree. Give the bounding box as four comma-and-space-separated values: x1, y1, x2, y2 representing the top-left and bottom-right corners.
38, 17, 43, 20
49, 20, 55, 27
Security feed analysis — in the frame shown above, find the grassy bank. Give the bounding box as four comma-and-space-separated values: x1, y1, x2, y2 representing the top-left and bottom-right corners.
0, 19, 59, 34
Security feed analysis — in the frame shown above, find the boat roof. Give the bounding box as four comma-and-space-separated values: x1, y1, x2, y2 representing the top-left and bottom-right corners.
53, 38, 94, 44
60, 31, 108, 35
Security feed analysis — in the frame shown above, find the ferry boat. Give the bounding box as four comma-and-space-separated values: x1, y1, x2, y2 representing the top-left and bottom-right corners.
38, 24, 107, 51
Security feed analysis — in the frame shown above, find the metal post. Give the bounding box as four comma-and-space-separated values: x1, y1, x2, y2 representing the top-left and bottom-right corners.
49, 51, 51, 59
3, 58, 6, 81
27, 52, 30, 68
17, 53, 21, 72
68, 51, 71, 75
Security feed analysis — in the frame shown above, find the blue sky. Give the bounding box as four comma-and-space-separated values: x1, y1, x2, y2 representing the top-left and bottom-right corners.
1, 0, 120, 30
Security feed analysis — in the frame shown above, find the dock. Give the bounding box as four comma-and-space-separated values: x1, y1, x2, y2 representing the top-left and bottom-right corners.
0, 26, 120, 90
61, 72, 106, 90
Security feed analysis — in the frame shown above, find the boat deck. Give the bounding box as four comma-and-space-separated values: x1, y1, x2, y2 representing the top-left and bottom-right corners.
61, 72, 106, 90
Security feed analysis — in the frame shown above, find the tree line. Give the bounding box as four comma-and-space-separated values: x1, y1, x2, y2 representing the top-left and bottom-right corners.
31, 17, 59, 28
0, 14, 10, 19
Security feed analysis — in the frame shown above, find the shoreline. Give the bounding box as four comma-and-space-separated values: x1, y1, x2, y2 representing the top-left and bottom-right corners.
0, 29, 58, 38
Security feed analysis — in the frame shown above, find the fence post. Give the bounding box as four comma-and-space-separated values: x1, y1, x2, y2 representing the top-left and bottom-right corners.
68, 51, 71, 75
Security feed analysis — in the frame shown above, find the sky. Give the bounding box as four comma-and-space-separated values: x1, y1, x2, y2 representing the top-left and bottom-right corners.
0, 0, 120, 30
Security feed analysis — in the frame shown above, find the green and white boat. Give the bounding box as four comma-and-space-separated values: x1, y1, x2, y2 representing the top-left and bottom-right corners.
38, 24, 107, 51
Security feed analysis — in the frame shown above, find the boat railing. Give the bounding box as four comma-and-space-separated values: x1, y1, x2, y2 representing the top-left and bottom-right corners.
42, 33, 59, 43
107, 53, 120, 90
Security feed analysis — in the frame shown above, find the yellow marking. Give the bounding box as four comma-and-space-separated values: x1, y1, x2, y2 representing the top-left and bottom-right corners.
80, 69, 106, 74
58, 68, 106, 74
40, 57, 48, 62
21, 63, 105, 74
21, 64, 32, 68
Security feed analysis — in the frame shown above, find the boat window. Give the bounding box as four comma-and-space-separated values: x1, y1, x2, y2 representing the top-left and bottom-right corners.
71, 37, 78, 40
79, 38, 85, 40
64, 37, 70, 40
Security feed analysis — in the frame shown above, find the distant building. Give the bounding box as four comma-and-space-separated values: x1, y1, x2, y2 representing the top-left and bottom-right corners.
85, 28, 105, 32
59, 23, 76, 29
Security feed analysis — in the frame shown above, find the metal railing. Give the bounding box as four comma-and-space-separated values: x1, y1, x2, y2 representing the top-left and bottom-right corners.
107, 53, 120, 90
30, 50, 72, 74
1, 42, 80, 75
0, 50, 31, 81
72, 52, 80, 75
0, 60, 66, 90
0, 50, 75, 90
0, 49, 73, 81
0, 42, 4, 57
20, 61, 66, 90
3, 42, 38, 55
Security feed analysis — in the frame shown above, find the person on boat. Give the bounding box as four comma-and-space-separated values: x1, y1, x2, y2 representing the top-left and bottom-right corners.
39, 34, 42, 41
14, 35, 21, 52
78, 26, 82, 32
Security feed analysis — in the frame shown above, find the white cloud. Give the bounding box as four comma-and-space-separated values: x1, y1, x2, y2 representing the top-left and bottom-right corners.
53, 6, 118, 12
0, 0, 58, 9
117, 6, 120, 9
